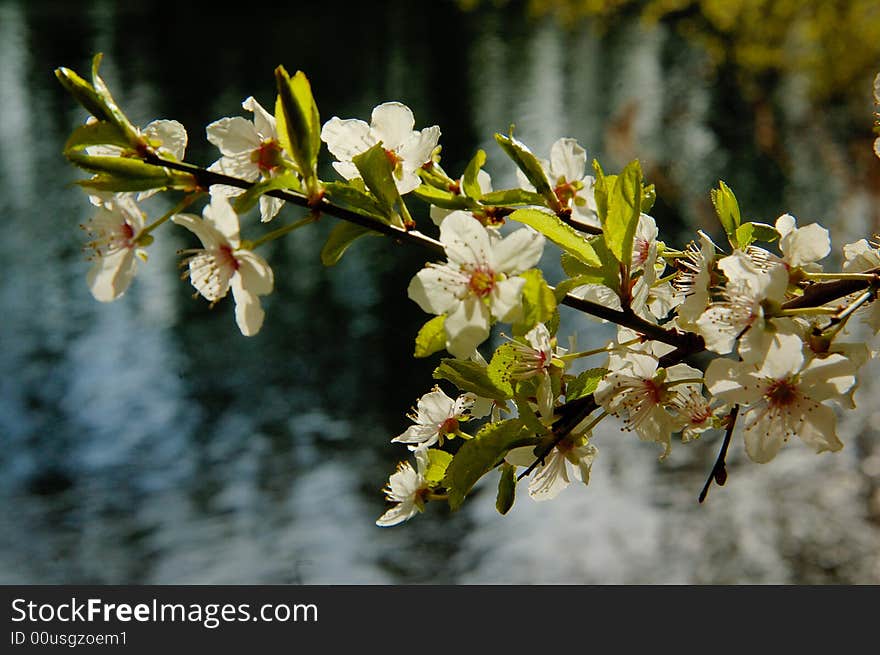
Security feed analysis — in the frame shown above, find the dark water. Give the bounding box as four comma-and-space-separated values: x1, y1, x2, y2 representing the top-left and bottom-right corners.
1, 0, 879, 583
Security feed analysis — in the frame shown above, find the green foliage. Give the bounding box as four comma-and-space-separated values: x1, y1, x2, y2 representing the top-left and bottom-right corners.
494, 129, 558, 210
414, 315, 447, 358
66, 151, 193, 192
462, 149, 487, 200
593, 159, 643, 267
509, 208, 601, 267
495, 462, 517, 515
320, 221, 378, 266
433, 359, 510, 401
64, 121, 130, 152
323, 180, 388, 221
735, 221, 778, 247
274, 67, 321, 190
478, 188, 547, 207
443, 419, 536, 511
410, 183, 470, 209
513, 391, 551, 436
425, 449, 453, 485
352, 143, 409, 227
233, 173, 302, 214
566, 368, 608, 401
711, 180, 742, 244
514, 269, 557, 335
485, 343, 518, 397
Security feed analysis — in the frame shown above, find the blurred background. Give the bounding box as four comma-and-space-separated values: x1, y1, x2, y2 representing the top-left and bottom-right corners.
1, 0, 879, 584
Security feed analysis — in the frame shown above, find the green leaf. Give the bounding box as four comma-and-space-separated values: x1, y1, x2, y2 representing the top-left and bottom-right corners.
64, 121, 131, 152
479, 188, 547, 207
443, 419, 536, 511
323, 180, 388, 221
735, 221, 778, 247
462, 149, 487, 200
642, 183, 656, 213
494, 130, 557, 209
233, 173, 302, 214
425, 449, 453, 485
275, 67, 321, 182
352, 143, 406, 225
566, 368, 608, 402
55, 66, 115, 124
553, 274, 609, 301
710, 180, 742, 242
75, 174, 179, 193
593, 159, 643, 266
320, 221, 378, 266
513, 389, 550, 436
485, 343, 517, 398
495, 462, 516, 515
514, 269, 556, 335
414, 315, 447, 358
509, 208, 601, 267
433, 359, 509, 401
411, 183, 470, 210
66, 151, 172, 180
89, 54, 140, 143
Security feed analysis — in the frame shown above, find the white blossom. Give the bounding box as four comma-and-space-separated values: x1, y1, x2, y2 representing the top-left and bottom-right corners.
321, 101, 440, 195
674, 231, 717, 328
206, 96, 292, 222
506, 437, 598, 501
505, 323, 565, 420
376, 448, 431, 527
407, 212, 545, 359
594, 352, 702, 458
775, 213, 830, 271
392, 387, 487, 450
705, 333, 856, 463
696, 249, 790, 361
81, 192, 148, 302
172, 194, 274, 336
516, 137, 599, 227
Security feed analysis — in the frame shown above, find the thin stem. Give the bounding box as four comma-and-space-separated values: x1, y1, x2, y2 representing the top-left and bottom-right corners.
248, 212, 320, 249
699, 405, 739, 503
834, 289, 874, 324
559, 336, 643, 363
773, 306, 839, 317
144, 152, 446, 257
141, 191, 204, 236
802, 271, 879, 282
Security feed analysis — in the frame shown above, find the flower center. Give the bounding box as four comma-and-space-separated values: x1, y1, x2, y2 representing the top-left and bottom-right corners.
633, 237, 651, 266
384, 148, 401, 171
251, 139, 283, 173
765, 377, 799, 407
217, 244, 240, 272
467, 267, 497, 297
439, 417, 460, 436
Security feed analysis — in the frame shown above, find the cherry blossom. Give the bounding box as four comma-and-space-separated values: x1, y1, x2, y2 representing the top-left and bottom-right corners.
407, 211, 545, 359
81, 192, 148, 302
505, 437, 598, 501
392, 387, 487, 450
376, 448, 432, 527
705, 333, 856, 463
172, 194, 274, 336
321, 102, 440, 195
206, 96, 292, 222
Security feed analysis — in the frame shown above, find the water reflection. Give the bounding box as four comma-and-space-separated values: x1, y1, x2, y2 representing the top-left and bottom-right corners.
0, 0, 878, 584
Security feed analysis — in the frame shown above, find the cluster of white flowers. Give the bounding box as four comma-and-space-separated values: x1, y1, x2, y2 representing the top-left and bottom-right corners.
60, 57, 880, 530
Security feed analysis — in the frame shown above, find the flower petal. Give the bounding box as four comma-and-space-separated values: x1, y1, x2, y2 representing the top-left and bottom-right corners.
87, 249, 136, 302
145, 119, 187, 160
206, 116, 262, 156
369, 102, 415, 150
320, 117, 374, 161
492, 227, 545, 275
490, 276, 526, 322
242, 96, 276, 139
375, 500, 418, 527
548, 137, 586, 183
445, 295, 491, 359
407, 265, 465, 315
230, 277, 265, 336
203, 194, 241, 245
235, 250, 274, 296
